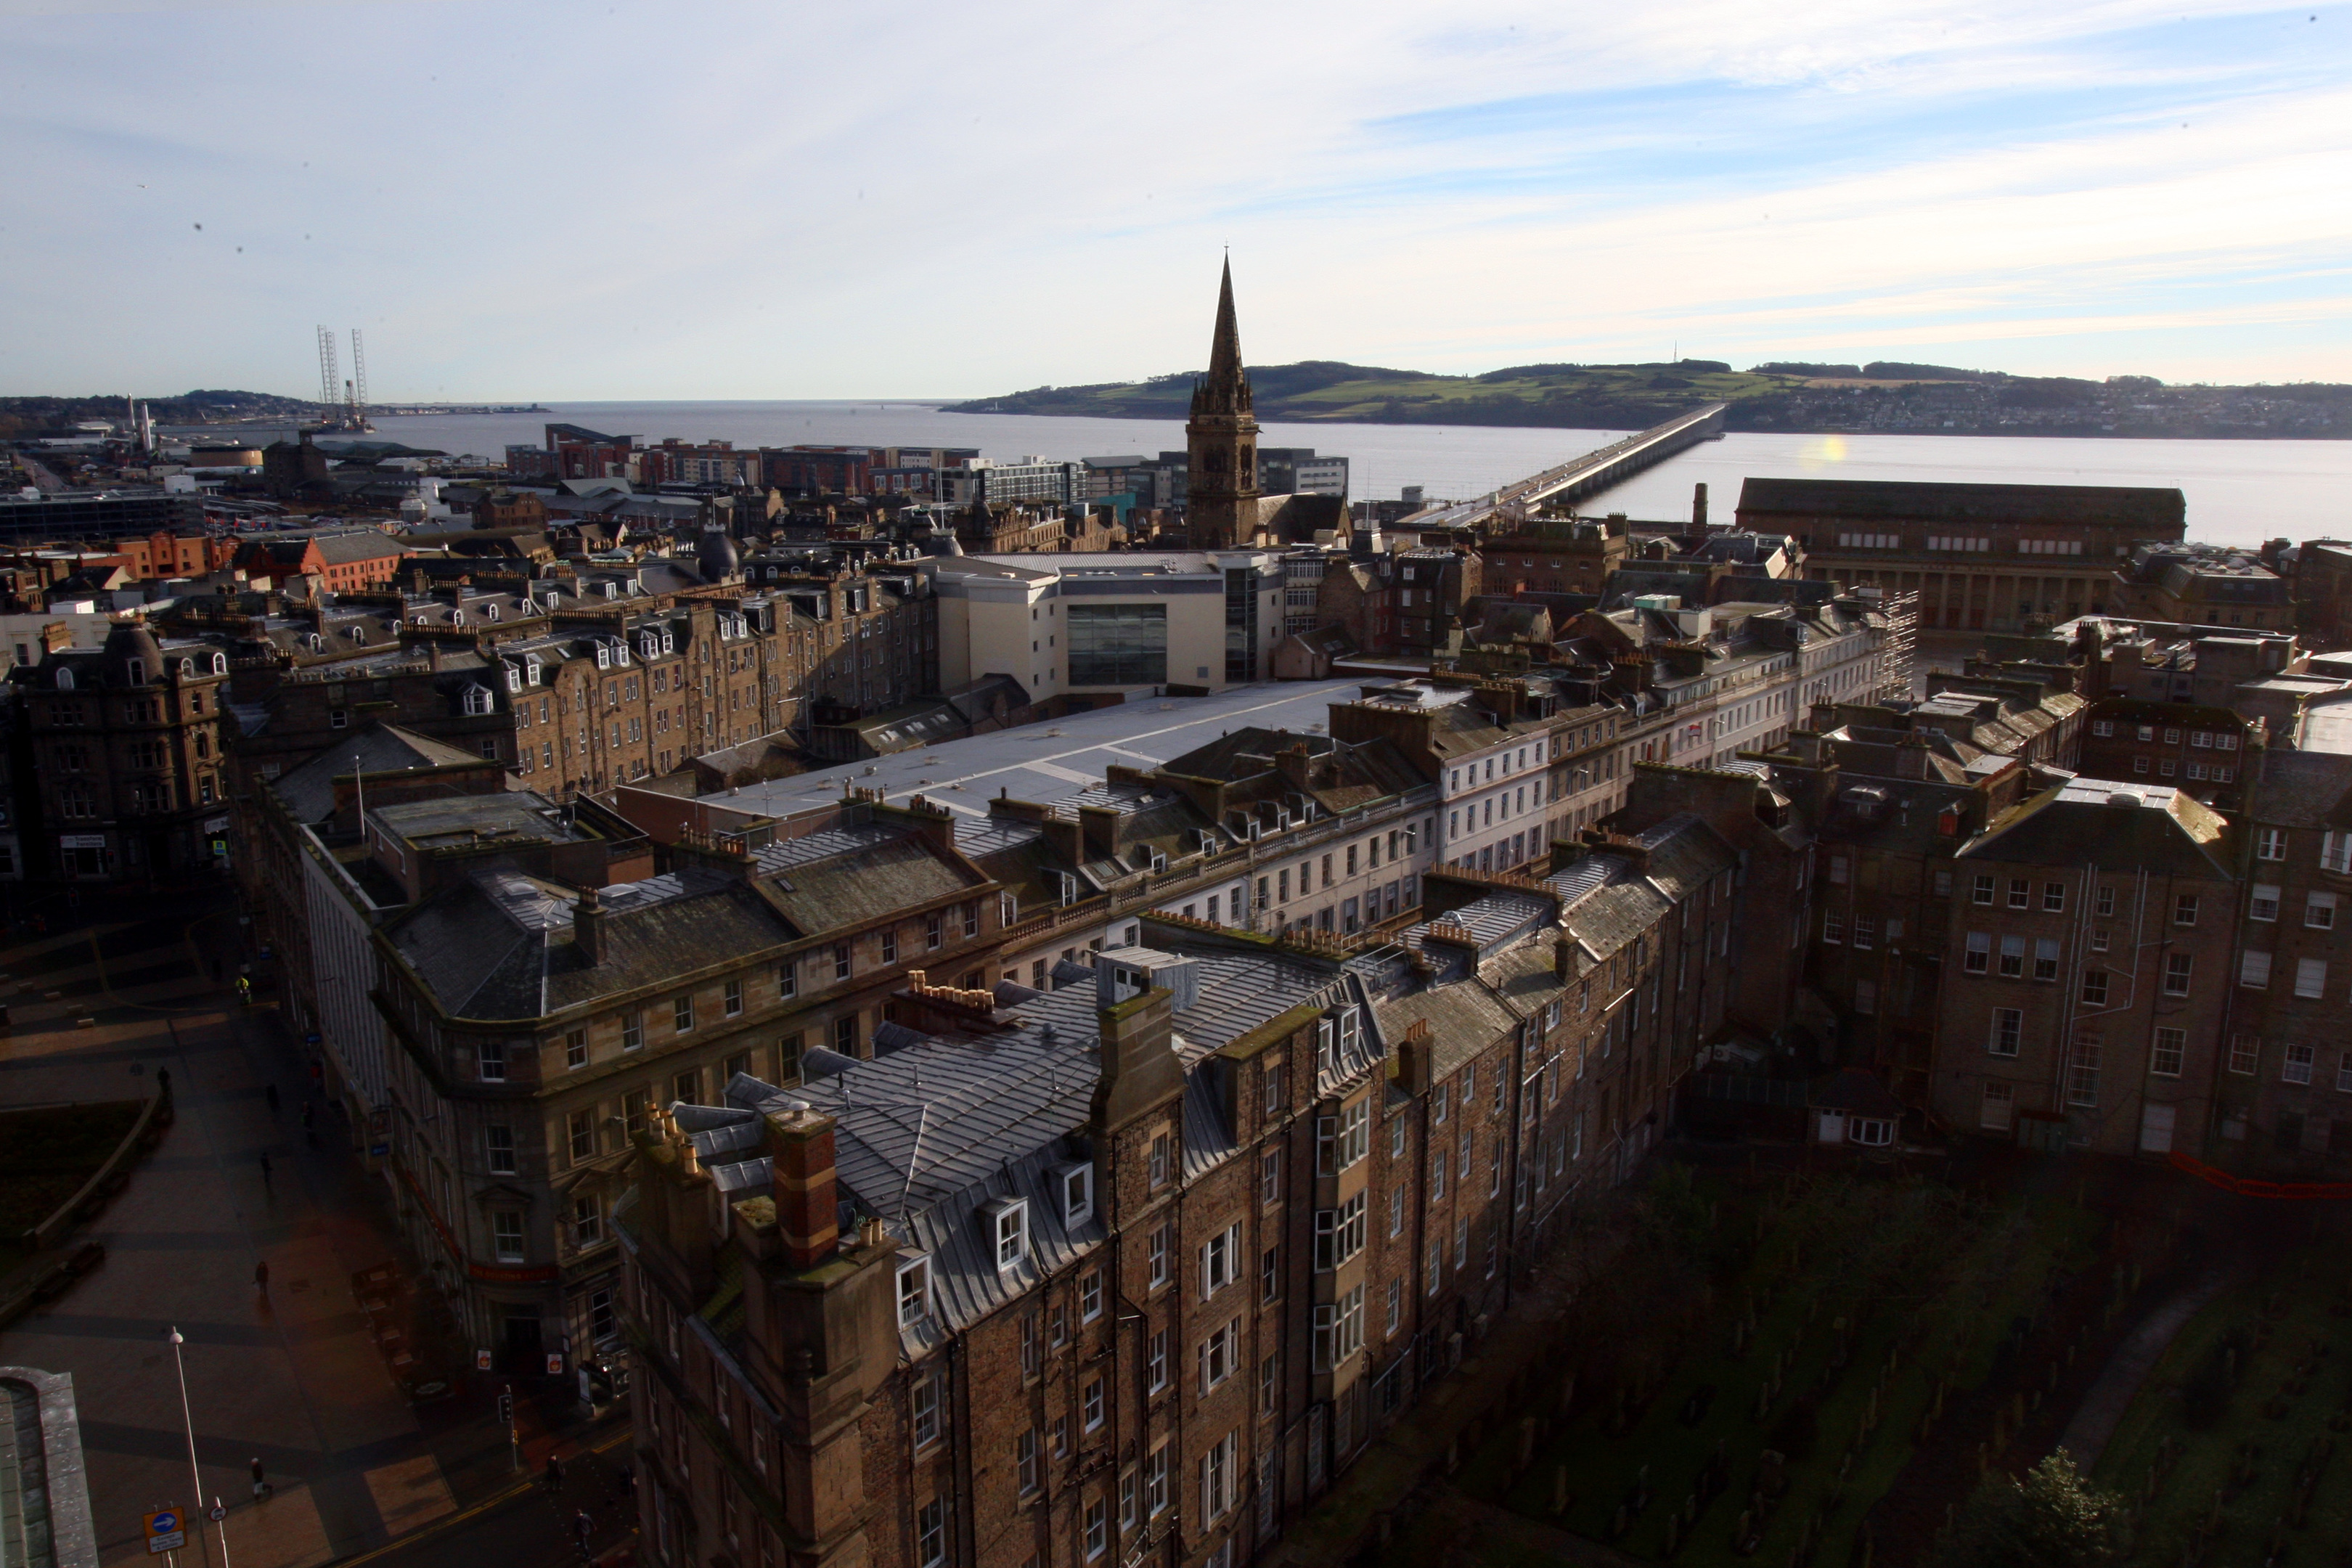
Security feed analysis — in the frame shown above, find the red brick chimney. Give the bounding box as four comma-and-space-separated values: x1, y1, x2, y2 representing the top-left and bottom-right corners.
767, 1106, 839, 1269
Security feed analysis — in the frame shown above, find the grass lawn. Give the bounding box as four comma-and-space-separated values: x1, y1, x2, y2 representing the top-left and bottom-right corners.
1402, 1168, 2104, 1568
2093, 1249, 2352, 1566
0, 1100, 144, 1246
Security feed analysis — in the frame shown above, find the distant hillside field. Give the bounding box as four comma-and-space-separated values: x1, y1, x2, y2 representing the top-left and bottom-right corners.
947, 360, 1768, 430
945, 362, 2352, 439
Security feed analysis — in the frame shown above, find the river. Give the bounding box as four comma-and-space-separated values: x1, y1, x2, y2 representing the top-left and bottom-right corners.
195, 401, 2352, 551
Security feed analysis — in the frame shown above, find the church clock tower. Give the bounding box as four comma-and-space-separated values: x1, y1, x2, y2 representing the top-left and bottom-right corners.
1185, 259, 1260, 550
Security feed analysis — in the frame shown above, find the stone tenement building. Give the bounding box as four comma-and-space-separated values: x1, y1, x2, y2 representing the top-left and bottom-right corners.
617, 761, 1799, 1568
2213, 748, 2352, 1167
363, 791, 1018, 1368
217, 556, 934, 801
1929, 776, 2239, 1158
12, 621, 233, 879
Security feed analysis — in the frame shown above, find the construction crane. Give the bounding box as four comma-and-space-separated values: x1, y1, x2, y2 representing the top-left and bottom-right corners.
350, 329, 368, 424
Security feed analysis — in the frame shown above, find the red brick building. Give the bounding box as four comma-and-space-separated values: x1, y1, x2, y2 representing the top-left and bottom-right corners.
232, 531, 411, 592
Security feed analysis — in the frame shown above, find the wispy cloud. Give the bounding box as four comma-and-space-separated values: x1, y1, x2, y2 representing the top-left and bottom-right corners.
0, 0, 2345, 396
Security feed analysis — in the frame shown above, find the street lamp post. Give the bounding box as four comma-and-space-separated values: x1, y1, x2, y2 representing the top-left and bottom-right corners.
166, 1328, 222, 1568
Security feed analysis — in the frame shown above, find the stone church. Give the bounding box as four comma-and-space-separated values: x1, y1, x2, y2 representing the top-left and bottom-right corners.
1183, 261, 1348, 550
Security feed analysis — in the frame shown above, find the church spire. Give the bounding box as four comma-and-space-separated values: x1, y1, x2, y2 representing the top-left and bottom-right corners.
1193, 257, 1252, 418
1209, 257, 1245, 395
1185, 258, 1259, 550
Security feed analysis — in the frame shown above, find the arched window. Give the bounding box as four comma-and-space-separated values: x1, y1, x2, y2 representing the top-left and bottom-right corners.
55, 669, 73, 691
212, 653, 228, 674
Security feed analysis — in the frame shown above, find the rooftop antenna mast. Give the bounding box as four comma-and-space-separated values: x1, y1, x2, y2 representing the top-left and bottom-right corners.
349, 329, 368, 425
316, 327, 340, 419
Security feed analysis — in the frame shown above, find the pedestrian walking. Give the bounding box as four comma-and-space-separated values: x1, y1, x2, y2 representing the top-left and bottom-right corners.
235, 976, 251, 1005
544, 1453, 566, 1493
254, 1259, 269, 1293
250, 1457, 272, 1500
572, 1509, 595, 1556
265, 1083, 279, 1115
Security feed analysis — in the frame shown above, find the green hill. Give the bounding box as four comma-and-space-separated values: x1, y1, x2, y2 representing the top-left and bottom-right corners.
945, 362, 2352, 438
947, 360, 1772, 429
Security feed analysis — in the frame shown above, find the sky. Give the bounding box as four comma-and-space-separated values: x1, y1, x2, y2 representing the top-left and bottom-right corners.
1, 0, 2348, 400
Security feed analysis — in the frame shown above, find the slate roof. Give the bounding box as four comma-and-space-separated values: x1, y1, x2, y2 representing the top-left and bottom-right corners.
1957, 777, 2232, 878
1736, 477, 2185, 531
756, 831, 978, 935
385, 865, 787, 1019
2248, 750, 2352, 830
267, 722, 489, 824
669, 941, 1370, 1352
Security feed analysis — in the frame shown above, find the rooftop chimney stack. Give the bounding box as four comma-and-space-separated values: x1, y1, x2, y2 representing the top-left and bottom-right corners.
766, 1106, 841, 1270
573, 886, 605, 965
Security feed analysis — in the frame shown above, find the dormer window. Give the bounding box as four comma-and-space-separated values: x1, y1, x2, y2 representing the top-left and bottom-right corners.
462, 685, 494, 716
483, 602, 499, 621
179, 658, 195, 677
526, 658, 543, 687
661, 631, 674, 654
211, 653, 227, 674
595, 644, 611, 669
986, 1197, 1029, 1272
54, 669, 73, 690
896, 1255, 931, 1327
1057, 1162, 1094, 1226
505, 666, 523, 693
126, 662, 145, 685
306, 634, 324, 652
450, 611, 465, 628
